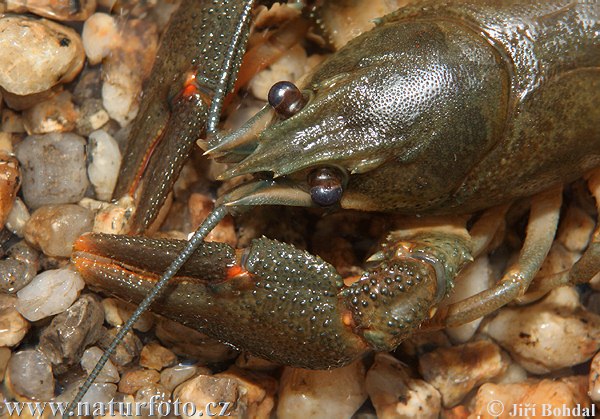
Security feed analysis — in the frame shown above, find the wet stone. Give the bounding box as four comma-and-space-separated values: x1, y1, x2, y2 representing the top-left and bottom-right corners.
484, 287, 600, 374
418, 340, 509, 408
6, 0, 97, 21
76, 99, 110, 136
0, 241, 39, 293
589, 351, 600, 402
0, 295, 30, 347
1, 108, 25, 133
87, 129, 122, 201
0, 347, 11, 379
277, 360, 368, 419
0, 16, 84, 95
173, 374, 241, 419
22, 90, 79, 134
0, 151, 21, 227
139, 342, 177, 371
6, 349, 54, 400
217, 367, 278, 419
118, 368, 160, 395
366, 353, 441, 419
24, 204, 94, 257
102, 298, 154, 332
5, 198, 30, 237
97, 327, 142, 366
134, 384, 170, 417
38, 294, 104, 373
15, 267, 85, 321
81, 346, 120, 383
471, 376, 592, 418
15, 133, 89, 209
160, 364, 205, 392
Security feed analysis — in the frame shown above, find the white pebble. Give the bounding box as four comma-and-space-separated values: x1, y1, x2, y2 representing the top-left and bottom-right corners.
5, 197, 29, 237
277, 359, 367, 419
484, 287, 600, 374
444, 256, 492, 343
81, 347, 120, 383
82, 13, 119, 65
15, 268, 85, 321
0, 16, 84, 95
87, 130, 122, 201
366, 353, 441, 419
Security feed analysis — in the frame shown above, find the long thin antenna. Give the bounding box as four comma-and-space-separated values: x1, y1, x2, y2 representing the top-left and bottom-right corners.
64, 206, 228, 418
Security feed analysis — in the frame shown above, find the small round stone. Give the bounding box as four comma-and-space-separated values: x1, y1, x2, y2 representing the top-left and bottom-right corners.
24, 204, 94, 257
15, 268, 85, 322
6, 349, 54, 400
15, 133, 89, 209
81, 347, 120, 383
87, 129, 122, 201
0, 16, 84, 95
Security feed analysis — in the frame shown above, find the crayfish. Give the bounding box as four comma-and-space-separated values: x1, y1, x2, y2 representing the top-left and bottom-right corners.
69, 0, 600, 411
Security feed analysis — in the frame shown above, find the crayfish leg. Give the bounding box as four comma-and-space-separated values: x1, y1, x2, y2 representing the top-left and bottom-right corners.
113, 0, 254, 234
423, 186, 563, 330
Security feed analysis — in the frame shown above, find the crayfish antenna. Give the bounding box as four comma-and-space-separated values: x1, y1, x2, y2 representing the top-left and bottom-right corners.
65, 206, 229, 417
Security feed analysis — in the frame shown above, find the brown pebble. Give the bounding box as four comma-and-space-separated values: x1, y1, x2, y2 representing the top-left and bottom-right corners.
419, 340, 509, 407
472, 376, 592, 418
118, 368, 160, 395
139, 342, 177, 371
0, 151, 20, 226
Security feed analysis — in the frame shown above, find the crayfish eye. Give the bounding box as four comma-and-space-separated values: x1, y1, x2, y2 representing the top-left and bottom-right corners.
268, 81, 306, 118
308, 167, 344, 207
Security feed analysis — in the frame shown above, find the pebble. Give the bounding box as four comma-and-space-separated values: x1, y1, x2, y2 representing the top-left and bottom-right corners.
6, 0, 97, 21
471, 376, 591, 418
134, 384, 171, 416
277, 359, 367, 419
102, 298, 154, 332
80, 382, 117, 406
0, 151, 21, 227
1, 108, 25, 133
140, 342, 177, 371
155, 317, 238, 363
1, 87, 58, 111
189, 193, 237, 246
0, 347, 11, 379
443, 256, 493, 343
82, 13, 119, 65
6, 198, 30, 237
15, 133, 89, 209
0, 295, 30, 347
76, 99, 110, 136
174, 374, 234, 418
418, 340, 509, 407
81, 346, 120, 383
38, 294, 104, 373
0, 241, 39, 294
5, 349, 54, 400
0, 16, 84, 95
483, 287, 600, 374
24, 204, 94, 257
82, 14, 158, 126
366, 353, 441, 419
589, 351, 600, 402
160, 364, 204, 392
87, 129, 122, 201
22, 90, 79, 134
118, 368, 160, 395
15, 267, 85, 321
218, 367, 278, 419
97, 327, 142, 366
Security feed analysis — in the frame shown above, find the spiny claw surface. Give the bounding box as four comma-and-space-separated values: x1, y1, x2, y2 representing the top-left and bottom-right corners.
73, 234, 369, 369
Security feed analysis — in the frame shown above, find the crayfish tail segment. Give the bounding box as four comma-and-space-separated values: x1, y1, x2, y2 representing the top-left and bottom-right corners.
345, 230, 473, 352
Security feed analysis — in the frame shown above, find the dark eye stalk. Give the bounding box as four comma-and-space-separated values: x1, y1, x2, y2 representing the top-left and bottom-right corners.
268, 81, 307, 118
308, 167, 345, 207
